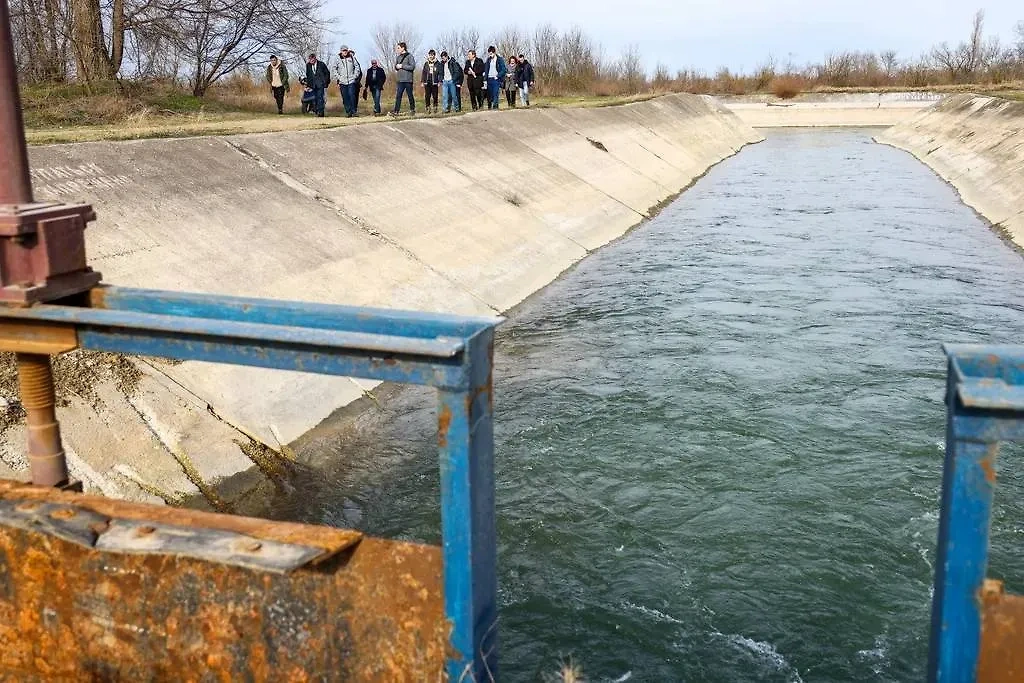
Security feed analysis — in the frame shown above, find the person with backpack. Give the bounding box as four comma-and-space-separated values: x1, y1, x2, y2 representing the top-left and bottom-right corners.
516, 54, 535, 107
265, 55, 290, 114
390, 42, 416, 116
332, 45, 362, 118
363, 59, 388, 116
305, 53, 330, 117
483, 46, 507, 110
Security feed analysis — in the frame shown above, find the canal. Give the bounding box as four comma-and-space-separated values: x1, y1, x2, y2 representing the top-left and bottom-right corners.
270, 128, 1024, 682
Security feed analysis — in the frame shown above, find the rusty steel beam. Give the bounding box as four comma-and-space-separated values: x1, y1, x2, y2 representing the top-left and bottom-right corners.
978, 580, 1024, 682
0, 481, 449, 681
0, 0, 31, 205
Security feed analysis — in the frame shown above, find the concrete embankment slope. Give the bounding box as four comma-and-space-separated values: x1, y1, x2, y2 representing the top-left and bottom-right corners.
2, 95, 761, 506
877, 95, 1024, 250
724, 92, 942, 127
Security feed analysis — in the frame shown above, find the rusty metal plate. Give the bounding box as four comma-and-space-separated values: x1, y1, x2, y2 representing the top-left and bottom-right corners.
978, 580, 1024, 682
0, 481, 448, 682
0, 319, 77, 354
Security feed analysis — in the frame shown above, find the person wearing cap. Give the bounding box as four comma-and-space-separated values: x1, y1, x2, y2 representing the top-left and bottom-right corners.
421, 49, 441, 114
332, 45, 362, 118
305, 53, 330, 117
439, 51, 464, 114
364, 59, 388, 115
265, 55, 290, 114
483, 46, 507, 110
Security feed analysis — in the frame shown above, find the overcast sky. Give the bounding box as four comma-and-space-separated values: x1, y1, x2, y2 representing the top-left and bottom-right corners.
323, 1, 1022, 73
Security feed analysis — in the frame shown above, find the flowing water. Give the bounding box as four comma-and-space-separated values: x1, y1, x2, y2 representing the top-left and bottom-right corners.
269, 128, 1024, 682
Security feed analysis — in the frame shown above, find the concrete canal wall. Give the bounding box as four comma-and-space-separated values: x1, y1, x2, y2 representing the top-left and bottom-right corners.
724, 91, 941, 127
0, 94, 762, 506
876, 94, 1024, 250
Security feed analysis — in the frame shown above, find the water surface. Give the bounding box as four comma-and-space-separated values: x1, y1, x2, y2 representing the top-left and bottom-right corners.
271, 129, 1024, 682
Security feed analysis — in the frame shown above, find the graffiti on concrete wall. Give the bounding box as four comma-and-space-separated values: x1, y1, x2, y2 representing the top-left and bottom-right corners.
31, 163, 133, 199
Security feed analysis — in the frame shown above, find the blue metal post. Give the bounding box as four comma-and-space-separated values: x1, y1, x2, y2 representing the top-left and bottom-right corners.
438, 327, 498, 681
928, 345, 1024, 682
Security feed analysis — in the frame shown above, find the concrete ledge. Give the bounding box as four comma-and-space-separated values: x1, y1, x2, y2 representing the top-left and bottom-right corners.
7, 94, 763, 502
722, 92, 942, 128
876, 94, 1024, 250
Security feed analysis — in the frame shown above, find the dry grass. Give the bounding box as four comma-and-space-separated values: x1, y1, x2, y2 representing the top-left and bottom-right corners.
770, 76, 803, 99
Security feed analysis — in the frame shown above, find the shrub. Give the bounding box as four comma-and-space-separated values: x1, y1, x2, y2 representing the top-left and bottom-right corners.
770, 76, 802, 99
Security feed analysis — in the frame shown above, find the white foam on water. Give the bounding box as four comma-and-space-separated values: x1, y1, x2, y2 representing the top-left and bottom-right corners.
856, 634, 890, 676
621, 601, 684, 625
720, 632, 805, 683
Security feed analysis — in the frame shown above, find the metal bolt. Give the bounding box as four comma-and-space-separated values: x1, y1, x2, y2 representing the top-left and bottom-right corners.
49, 508, 76, 520
15, 501, 40, 512
242, 540, 262, 553
17, 353, 69, 488
136, 525, 156, 536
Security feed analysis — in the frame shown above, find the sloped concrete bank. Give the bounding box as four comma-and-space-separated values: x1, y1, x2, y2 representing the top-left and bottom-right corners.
1, 94, 762, 507
723, 91, 941, 127
876, 94, 1024, 250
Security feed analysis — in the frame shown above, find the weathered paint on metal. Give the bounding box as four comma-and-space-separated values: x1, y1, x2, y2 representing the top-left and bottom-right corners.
0, 319, 77, 354
0, 482, 448, 681
928, 347, 1024, 683
978, 581, 1024, 683
92, 285, 503, 340
438, 328, 498, 681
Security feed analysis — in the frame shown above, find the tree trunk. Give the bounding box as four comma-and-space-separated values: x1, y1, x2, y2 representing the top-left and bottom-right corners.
109, 0, 125, 76
72, 0, 113, 81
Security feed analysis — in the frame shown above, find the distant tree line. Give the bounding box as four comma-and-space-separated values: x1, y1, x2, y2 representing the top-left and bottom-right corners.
8, 0, 331, 95
8, 5, 1024, 99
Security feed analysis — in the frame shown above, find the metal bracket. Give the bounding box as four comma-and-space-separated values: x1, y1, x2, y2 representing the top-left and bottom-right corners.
0, 202, 101, 303
0, 497, 330, 573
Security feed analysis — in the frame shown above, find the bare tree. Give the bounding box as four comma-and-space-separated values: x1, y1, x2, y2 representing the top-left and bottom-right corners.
435, 25, 480, 58
491, 24, 525, 58
617, 43, 646, 93
879, 49, 898, 80
175, 0, 330, 96
371, 20, 422, 67
1016, 21, 1024, 61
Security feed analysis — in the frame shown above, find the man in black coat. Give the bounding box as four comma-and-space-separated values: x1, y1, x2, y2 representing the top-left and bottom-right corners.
439, 51, 464, 113
363, 59, 388, 115
463, 50, 486, 111
305, 53, 330, 117
516, 54, 535, 107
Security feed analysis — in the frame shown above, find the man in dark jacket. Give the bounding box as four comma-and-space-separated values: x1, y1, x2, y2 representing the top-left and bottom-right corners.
305, 53, 330, 117
463, 50, 485, 111
516, 54, 535, 107
483, 46, 507, 110
363, 59, 387, 115
439, 51, 463, 113
421, 49, 441, 114
390, 42, 416, 115
265, 55, 290, 114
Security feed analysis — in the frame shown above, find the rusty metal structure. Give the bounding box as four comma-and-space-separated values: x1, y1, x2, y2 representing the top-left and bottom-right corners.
0, 0, 501, 678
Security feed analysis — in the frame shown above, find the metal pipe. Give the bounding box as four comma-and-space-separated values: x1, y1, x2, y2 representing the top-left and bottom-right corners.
17, 354, 69, 487
1, 0, 70, 487
0, 0, 33, 205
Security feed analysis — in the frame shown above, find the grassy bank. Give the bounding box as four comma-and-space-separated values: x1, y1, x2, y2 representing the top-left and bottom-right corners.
20, 79, 1024, 145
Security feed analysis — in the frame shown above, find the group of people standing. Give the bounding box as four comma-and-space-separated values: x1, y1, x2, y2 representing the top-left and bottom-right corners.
266, 42, 536, 118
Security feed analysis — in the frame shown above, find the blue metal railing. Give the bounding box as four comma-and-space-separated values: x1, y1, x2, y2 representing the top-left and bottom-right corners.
929, 344, 1024, 682
0, 285, 503, 681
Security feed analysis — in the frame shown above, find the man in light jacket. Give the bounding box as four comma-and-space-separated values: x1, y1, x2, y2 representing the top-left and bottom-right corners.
332, 45, 362, 118
265, 55, 290, 114
390, 42, 416, 116
483, 46, 507, 110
